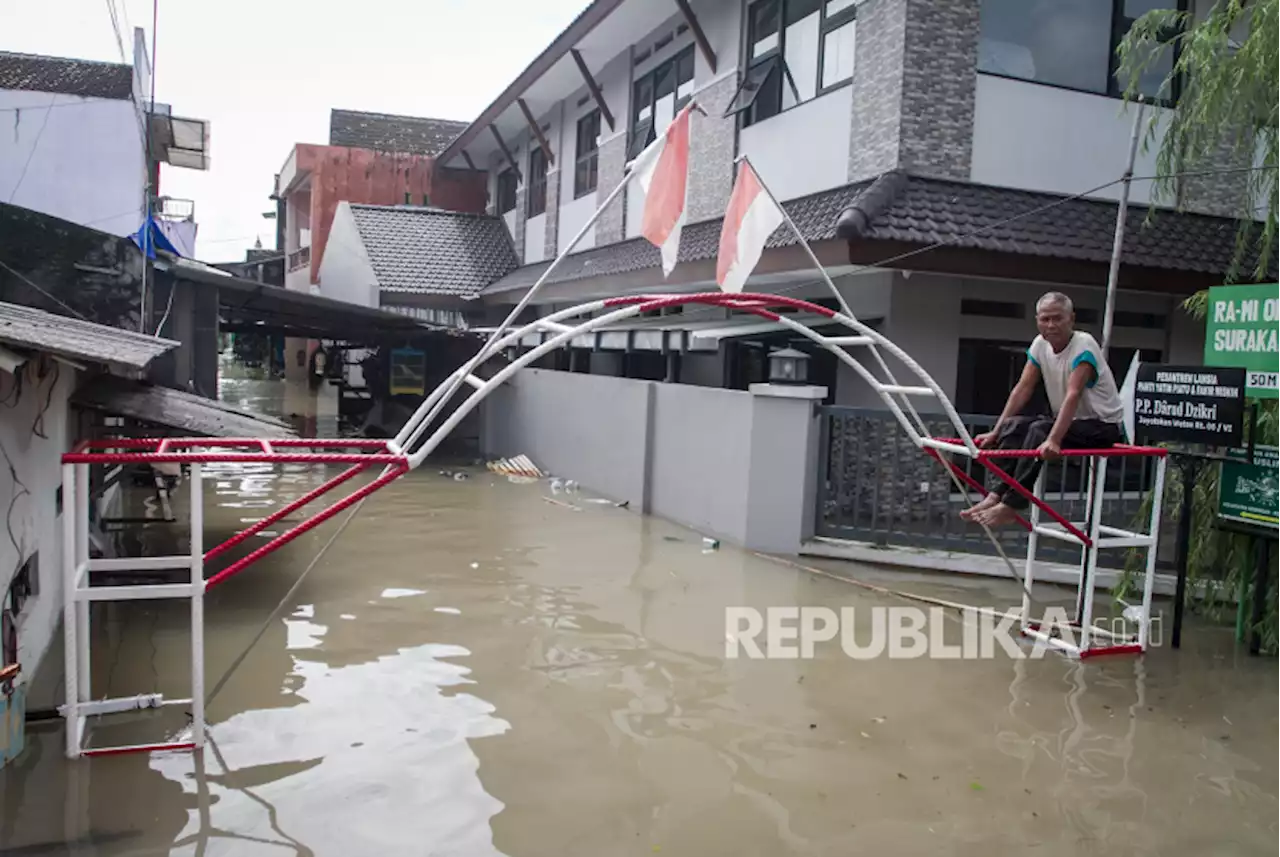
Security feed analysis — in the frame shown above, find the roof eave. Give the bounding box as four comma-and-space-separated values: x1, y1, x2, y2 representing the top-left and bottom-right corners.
436, 0, 627, 166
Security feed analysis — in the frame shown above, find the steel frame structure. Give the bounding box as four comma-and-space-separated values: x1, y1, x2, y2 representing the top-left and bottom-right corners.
60, 293, 1168, 757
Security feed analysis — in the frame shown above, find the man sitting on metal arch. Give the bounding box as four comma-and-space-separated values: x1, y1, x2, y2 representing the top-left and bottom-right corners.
961, 291, 1125, 527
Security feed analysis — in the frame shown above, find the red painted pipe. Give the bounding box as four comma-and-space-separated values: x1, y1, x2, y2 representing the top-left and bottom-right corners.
205, 463, 407, 590
976, 458, 1091, 545
203, 463, 369, 562
924, 448, 1032, 533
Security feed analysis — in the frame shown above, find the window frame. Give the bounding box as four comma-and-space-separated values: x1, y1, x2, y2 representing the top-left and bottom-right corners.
976, 0, 1186, 106
628, 44, 696, 159
527, 146, 548, 218
495, 168, 518, 215
574, 109, 601, 199
728, 0, 858, 128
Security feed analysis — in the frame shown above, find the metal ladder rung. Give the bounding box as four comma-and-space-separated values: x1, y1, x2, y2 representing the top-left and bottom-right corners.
877, 383, 935, 396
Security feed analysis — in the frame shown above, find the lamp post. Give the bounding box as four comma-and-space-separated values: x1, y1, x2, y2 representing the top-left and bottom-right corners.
768, 347, 810, 385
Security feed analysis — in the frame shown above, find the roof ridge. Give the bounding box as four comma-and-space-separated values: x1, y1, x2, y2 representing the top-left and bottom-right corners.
0, 50, 131, 70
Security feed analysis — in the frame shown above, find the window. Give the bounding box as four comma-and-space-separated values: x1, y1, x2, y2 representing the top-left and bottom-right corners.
629, 45, 695, 158
495, 168, 517, 214
527, 146, 548, 217
977, 0, 1184, 100
574, 110, 600, 198
729, 0, 857, 127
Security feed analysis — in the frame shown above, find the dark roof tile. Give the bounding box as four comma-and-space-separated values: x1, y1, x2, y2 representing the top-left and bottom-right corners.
0, 51, 133, 100
329, 109, 469, 156
348, 205, 519, 298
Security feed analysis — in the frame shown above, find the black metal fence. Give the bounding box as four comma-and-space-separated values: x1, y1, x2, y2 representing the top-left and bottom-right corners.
814, 406, 1167, 564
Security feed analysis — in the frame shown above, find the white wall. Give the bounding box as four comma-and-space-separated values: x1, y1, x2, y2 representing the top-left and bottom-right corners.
318, 203, 378, 308
0, 360, 76, 689
739, 88, 853, 201
558, 195, 597, 255
970, 74, 1169, 206
525, 213, 547, 263
0, 91, 145, 236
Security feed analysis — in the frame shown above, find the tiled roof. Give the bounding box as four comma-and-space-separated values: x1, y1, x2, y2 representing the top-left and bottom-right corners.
0, 51, 133, 100
329, 109, 470, 156
349, 205, 519, 298
487, 172, 1273, 293
486, 179, 875, 293
72, 376, 296, 439
0, 300, 175, 369
836, 171, 1275, 276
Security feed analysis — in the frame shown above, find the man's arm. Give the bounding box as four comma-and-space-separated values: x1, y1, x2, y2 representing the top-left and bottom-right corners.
1039, 362, 1096, 459
978, 360, 1041, 447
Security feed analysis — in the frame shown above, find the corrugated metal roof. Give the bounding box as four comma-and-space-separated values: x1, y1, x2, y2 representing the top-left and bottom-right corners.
72, 376, 296, 439
0, 301, 176, 369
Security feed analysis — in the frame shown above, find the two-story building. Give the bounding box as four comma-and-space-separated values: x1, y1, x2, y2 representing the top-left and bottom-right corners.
399, 0, 1270, 412
0, 28, 209, 252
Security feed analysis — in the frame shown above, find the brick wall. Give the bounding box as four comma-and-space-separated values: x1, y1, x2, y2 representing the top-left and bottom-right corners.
685, 73, 739, 223
595, 131, 629, 244
544, 167, 562, 259
847, 0, 907, 182
898, 0, 978, 180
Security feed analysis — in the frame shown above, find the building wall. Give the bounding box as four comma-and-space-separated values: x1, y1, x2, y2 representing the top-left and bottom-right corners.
317, 202, 379, 308
0, 360, 76, 690
0, 90, 145, 237
739, 89, 853, 202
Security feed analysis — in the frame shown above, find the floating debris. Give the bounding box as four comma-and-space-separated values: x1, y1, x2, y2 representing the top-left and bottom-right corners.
487, 455, 543, 479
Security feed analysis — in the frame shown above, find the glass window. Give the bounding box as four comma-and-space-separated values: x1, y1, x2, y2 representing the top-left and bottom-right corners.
495, 168, 517, 214
527, 146, 547, 217
821, 19, 856, 88
750, 0, 782, 58
978, 0, 1182, 99
1114, 0, 1176, 98
783, 0, 821, 108
629, 46, 696, 158
574, 110, 600, 198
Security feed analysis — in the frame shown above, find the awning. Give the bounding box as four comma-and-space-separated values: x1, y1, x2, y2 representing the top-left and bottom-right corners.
159, 257, 462, 343
0, 300, 177, 370
72, 376, 296, 439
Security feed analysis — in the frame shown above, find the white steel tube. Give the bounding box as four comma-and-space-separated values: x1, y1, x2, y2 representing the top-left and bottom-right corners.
392, 166, 639, 454
75, 464, 90, 706
78, 584, 196, 601
1079, 457, 1109, 652
61, 463, 79, 759
410, 304, 647, 467
1022, 473, 1044, 633
1138, 456, 1167, 650
89, 556, 194, 572
189, 462, 205, 749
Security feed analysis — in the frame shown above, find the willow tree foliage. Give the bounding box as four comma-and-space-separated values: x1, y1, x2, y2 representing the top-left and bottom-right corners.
1117, 0, 1277, 281
1115, 2, 1277, 651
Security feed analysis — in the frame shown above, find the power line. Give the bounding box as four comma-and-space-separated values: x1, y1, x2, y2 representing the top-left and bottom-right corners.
0, 257, 90, 321
5, 100, 55, 204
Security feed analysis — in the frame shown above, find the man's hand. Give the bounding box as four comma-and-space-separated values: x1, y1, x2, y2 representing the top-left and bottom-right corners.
1038, 439, 1062, 461
975, 431, 998, 449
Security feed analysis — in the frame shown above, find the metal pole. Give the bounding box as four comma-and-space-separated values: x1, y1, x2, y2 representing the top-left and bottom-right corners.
1101, 98, 1145, 359
189, 462, 205, 748
61, 463, 79, 759
1171, 457, 1196, 649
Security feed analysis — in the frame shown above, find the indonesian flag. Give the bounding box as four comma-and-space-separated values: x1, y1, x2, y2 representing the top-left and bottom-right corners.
630, 105, 692, 277
716, 160, 785, 294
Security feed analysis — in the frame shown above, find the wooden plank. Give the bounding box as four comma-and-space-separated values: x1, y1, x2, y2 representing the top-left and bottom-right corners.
489, 125, 522, 182
570, 49, 615, 131
674, 0, 717, 75
517, 98, 555, 166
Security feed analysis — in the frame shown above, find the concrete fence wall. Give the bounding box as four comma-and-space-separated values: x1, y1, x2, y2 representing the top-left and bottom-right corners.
481, 369, 825, 553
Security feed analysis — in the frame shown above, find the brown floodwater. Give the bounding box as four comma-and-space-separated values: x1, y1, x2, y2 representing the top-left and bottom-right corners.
0, 374, 1275, 856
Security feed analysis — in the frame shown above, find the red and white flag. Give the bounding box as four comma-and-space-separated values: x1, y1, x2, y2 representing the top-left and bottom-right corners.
630, 105, 692, 277
716, 159, 785, 294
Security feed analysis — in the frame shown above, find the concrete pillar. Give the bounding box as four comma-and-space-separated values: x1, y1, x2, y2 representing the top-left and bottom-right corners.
741, 384, 827, 554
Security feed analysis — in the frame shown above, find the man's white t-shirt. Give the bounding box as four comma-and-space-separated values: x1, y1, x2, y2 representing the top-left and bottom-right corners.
1027, 331, 1124, 424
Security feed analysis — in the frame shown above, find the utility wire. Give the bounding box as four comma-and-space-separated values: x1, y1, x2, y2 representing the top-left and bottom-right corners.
5, 100, 54, 204
0, 257, 90, 320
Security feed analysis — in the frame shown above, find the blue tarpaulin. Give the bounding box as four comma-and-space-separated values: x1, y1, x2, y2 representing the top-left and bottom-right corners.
130, 215, 182, 259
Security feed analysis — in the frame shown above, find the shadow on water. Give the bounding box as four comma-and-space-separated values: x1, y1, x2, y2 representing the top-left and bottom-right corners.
0, 370, 1275, 855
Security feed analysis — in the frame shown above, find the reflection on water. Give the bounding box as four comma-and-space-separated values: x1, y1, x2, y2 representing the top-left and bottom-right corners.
0, 372, 1275, 856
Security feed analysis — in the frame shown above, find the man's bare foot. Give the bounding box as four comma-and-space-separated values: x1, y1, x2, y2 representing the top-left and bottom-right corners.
973, 503, 1019, 528
960, 493, 1001, 520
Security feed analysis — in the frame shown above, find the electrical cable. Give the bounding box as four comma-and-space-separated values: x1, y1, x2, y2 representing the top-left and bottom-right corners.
0, 257, 91, 320
6, 98, 55, 204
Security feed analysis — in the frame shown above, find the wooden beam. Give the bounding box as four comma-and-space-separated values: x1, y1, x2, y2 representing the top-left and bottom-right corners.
460, 150, 478, 171
517, 98, 555, 166
674, 0, 717, 75
570, 49, 615, 131
488, 125, 522, 183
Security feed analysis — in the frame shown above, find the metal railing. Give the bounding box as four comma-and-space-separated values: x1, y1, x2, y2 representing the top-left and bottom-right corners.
287, 246, 311, 272
814, 406, 1168, 563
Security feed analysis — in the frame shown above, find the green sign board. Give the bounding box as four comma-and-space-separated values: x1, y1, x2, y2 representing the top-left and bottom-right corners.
1203, 283, 1279, 399
1217, 444, 1279, 529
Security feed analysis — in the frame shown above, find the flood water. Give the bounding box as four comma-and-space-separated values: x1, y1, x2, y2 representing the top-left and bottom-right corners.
1, 372, 1276, 855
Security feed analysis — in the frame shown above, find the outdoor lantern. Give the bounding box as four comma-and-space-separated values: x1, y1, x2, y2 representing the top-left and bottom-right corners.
768, 347, 810, 385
